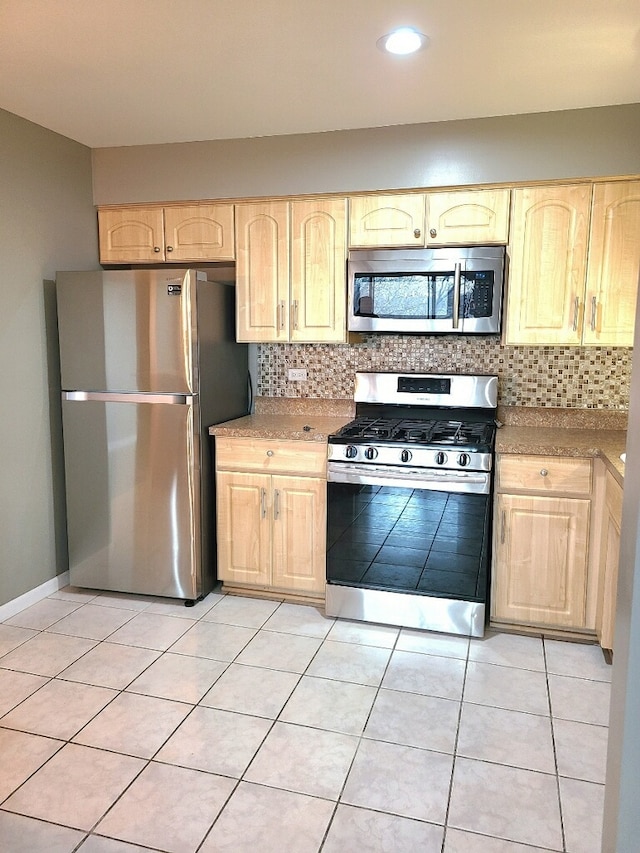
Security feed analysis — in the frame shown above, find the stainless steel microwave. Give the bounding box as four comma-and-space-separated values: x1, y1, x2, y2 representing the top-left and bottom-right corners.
347, 246, 506, 334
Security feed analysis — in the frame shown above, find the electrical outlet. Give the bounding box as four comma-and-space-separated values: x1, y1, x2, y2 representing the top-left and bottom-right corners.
287, 368, 307, 381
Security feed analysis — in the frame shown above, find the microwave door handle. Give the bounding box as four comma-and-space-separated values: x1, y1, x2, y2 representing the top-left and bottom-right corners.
452, 263, 461, 329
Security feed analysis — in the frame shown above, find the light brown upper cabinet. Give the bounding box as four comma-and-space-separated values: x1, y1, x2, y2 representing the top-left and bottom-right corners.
505, 181, 640, 346
583, 180, 640, 346
504, 184, 591, 345
425, 189, 510, 245
98, 203, 235, 263
349, 193, 426, 247
235, 197, 347, 343
348, 189, 510, 248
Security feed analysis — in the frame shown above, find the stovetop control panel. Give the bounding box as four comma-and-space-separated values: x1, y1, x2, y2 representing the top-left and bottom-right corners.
327, 442, 493, 473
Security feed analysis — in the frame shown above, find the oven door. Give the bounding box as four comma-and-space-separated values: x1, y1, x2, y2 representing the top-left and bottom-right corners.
325, 463, 492, 636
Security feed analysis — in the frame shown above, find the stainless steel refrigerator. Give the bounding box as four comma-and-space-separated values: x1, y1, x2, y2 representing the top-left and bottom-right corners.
56, 268, 248, 601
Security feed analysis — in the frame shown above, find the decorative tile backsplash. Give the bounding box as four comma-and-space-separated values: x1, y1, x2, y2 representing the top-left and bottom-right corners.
257, 336, 632, 409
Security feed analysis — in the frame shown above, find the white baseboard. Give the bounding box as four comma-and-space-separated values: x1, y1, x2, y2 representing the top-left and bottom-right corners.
0, 571, 70, 623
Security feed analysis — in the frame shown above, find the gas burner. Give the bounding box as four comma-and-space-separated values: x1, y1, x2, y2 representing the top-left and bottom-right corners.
336, 417, 399, 441
400, 427, 431, 443
361, 425, 394, 439
335, 416, 495, 452
428, 421, 493, 446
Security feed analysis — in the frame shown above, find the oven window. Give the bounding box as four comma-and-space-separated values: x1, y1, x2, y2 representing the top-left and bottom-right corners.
326, 483, 490, 601
353, 271, 495, 321
353, 273, 455, 320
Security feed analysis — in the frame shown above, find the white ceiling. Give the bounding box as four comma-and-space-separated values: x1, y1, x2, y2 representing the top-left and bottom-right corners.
0, 0, 639, 149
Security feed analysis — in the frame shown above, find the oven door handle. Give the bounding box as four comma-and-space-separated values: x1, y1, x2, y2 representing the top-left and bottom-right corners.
452, 262, 461, 330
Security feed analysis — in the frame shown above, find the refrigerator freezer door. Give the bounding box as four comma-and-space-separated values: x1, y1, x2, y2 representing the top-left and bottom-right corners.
62, 395, 202, 599
57, 269, 197, 394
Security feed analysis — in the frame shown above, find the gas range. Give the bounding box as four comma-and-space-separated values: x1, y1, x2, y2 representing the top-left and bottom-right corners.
325, 371, 499, 637
327, 372, 498, 487
329, 415, 495, 472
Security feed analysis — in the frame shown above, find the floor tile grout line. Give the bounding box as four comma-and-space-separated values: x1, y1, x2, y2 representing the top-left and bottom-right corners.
543, 635, 568, 853
315, 620, 402, 852
439, 641, 471, 852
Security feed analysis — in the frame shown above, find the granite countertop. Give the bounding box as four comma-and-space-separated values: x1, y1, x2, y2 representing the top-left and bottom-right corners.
209, 399, 628, 483
208, 397, 355, 443
495, 406, 627, 485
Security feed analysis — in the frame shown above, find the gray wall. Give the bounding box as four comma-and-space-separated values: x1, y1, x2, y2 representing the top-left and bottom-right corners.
92, 104, 640, 205
0, 109, 98, 607
603, 280, 640, 851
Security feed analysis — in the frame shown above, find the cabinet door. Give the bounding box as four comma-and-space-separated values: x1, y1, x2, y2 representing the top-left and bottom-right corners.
235, 202, 290, 342
348, 194, 426, 247
598, 472, 623, 650
164, 204, 235, 261
504, 185, 591, 345
425, 189, 510, 245
216, 471, 271, 585
583, 181, 640, 346
290, 198, 347, 343
98, 207, 165, 263
271, 475, 326, 594
493, 493, 590, 628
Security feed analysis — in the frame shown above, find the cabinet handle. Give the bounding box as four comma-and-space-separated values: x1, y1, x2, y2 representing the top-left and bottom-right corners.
572, 296, 579, 332
500, 510, 506, 544
278, 300, 286, 331
266, 450, 274, 457
292, 300, 299, 330
591, 296, 597, 332
153, 246, 161, 253
429, 228, 436, 238
166, 245, 173, 253
274, 489, 280, 520
260, 487, 267, 519
540, 468, 548, 477
414, 228, 421, 238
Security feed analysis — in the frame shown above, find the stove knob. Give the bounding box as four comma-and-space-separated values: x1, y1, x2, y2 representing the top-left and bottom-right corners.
400, 449, 412, 463
345, 445, 358, 459
364, 447, 378, 460
458, 453, 471, 467
436, 452, 448, 465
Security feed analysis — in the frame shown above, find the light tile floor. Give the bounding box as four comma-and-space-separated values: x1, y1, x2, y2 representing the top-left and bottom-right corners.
0, 587, 611, 852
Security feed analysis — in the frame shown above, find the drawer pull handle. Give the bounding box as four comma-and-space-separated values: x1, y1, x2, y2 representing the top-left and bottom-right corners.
540, 469, 548, 477
266, 450, 274, 457
572, 296, 579, 332
500, 510, 506, 544
260, 487, 267, 519
591, 296, 597, 332
274, 489, 280, 520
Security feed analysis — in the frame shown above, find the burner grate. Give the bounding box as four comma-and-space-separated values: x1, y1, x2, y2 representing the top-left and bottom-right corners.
335, 416, 495, 449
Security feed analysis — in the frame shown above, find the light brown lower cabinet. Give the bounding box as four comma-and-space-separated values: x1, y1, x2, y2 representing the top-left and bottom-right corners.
215, 437, 326, 598
492, 493, 590, 628
596, 470, 623, 651
492, 455, 592, 630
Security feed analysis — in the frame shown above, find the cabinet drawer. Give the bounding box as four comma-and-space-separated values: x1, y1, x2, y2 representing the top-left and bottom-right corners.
498, 455, 592, 495
215, 437, 327, 477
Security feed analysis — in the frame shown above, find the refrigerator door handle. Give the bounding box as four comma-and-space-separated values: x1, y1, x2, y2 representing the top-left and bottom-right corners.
63, 391, 194, 405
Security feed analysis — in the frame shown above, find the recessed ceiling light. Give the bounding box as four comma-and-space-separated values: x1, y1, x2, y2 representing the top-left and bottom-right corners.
377, 27, 429, 56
